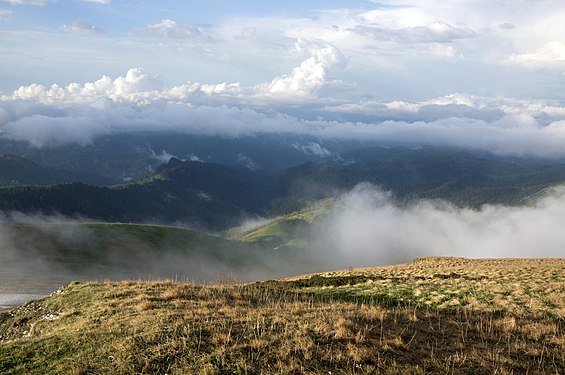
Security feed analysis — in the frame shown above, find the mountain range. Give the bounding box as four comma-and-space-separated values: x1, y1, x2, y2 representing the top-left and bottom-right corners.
2, 143, 565, 231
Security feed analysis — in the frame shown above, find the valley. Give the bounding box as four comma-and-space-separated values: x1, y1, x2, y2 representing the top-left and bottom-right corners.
3, 143, 565, 231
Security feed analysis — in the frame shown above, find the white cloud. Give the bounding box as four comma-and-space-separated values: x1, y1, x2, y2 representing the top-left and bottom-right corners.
3, 0, 565, 104
141, 19, 205, 39
3, 67, 565, 158
237, 154, 260, 170
10, 68, 163, 105
2, 94, 565, 158
508, 41, 565, 69
257, 45, 343, 98
149, 148, 180, 164
427, 44, 462, 60
0, 0, 50, 5
0, 8, 11, 18
2, 112, 111, 147
293, 142, 331, 157
7, 43, 343, 105
318, 184, 565, 268
84, 0, 110, 4
355, 21, 475, 44
187, 153, 202, 162
62, 21, 104, 34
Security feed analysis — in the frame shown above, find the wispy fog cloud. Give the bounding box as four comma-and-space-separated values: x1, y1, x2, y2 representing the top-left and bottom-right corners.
62, 21, 105, 34
140, 19, 207, 40
0, 0, 50, 5
313, 184, 565, 269
292, 142, 331, 157
2, 184, 563, 294
148, 148, 180, 164
0, 8, 11, 18
0, 213, 315, 291
354, 21, 475, 44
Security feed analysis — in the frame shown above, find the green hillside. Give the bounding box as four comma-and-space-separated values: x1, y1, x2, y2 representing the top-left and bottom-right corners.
231, 198, 334, 249
2, 148, 565, 230
0, 159, 270, 230
0, 222, 263, 293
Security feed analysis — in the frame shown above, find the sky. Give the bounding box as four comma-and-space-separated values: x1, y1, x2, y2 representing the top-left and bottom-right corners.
2, 0, 565, 157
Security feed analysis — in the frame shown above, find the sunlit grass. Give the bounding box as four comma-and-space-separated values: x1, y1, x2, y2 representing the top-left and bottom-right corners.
1, 257, 563, 374
290, 257, 565, 319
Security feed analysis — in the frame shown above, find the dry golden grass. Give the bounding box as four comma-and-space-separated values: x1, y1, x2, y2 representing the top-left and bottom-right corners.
292, 257, 565, 319
0, 257, 563, 374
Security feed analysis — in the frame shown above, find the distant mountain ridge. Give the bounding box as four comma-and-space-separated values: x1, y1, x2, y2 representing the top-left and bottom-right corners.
0, 154, 111, 187
1, 147, 565, 230
276, 147, 565, 206
0, 159, 270, 230
0, 133, 344, 183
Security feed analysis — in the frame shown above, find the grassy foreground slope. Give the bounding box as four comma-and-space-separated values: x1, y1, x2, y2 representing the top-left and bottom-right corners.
1, 257, 563, 374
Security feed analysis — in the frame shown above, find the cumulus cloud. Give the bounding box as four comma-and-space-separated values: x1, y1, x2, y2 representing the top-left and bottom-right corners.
257, 44, 343, 98
9, 68, 163, 105
2, 0, 565, 110
314, 184, 565, 268
166, 81, 242, 99
7, 42, 343, 104
62, 21, 104, 34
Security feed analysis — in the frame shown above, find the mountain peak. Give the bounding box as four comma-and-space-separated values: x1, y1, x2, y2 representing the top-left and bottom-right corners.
167, 157, 185, 168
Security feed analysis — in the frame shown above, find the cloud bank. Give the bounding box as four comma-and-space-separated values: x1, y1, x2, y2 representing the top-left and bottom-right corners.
2, 64, 565, 158
314, 184, 565, 269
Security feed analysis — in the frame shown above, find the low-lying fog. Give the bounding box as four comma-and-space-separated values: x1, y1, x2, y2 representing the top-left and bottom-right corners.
1, 183, 564, 306
314, 183, 565, 269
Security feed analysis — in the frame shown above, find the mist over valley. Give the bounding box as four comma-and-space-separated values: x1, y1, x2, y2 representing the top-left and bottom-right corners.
1, 143, 565, 298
